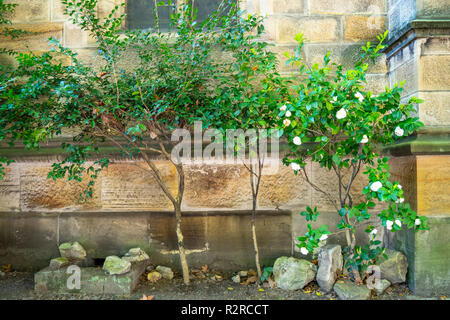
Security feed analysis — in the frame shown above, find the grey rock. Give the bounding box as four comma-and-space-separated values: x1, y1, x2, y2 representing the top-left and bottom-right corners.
58, 241, 87, 261
156, 265, 174, 279
376, 249, 408, 283
334, 279, 371, 300
273, 256, 317, 291
146, 265, 155, 272
374, 279, 391, 295
102, 256, 131, 275
0, 271, 5, 277
316, 244, 343, 293
238, 271, 248, 277
49, 257, 70, 270
122, 247, 150, 263
232, 274, 241, 283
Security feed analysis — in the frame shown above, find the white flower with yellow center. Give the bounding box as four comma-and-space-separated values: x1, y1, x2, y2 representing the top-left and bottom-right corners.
370, 181, 383, 192
336, 108, 347, 119
361, 135, 369, 144
293, 136, 302, 145
300, 247, 309, 255
386, 220, 394, 230
285, 110, 292, 117
291, 162, 301, 172
415, 219, 421, 226
395, 126, 404, 137
283, 119, 291, 126
319, 234, 328, 241
355, 91, 364, 102
280, 105, 287, 111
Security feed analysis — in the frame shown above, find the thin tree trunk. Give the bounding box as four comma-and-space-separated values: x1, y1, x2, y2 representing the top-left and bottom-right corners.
251, 197, 262, 280
175, 203, 190, 284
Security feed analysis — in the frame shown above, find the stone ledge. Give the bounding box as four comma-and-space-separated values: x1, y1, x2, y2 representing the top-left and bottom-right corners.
384, 126, 450, 156
385, 19, 450, 58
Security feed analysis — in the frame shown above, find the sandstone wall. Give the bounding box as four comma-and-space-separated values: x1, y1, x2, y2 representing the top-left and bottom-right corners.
0, 0, 411, 271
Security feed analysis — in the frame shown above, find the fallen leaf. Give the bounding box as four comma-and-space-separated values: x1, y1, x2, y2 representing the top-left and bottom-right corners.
201, 265, 208, 273
268, 277, 277, 289
258, 288, 264, 292
2, 264, 11, 273
441, 296, 447, 300
312, 259, 318, 265
303, 290, 312, 294
227, 287, 234, 290
242, 275, 258, 286
316, 292, 322, 296
139, 294, 154, 300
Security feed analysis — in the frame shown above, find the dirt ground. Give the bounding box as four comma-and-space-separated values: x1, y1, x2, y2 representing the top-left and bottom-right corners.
0, 268, 445, 301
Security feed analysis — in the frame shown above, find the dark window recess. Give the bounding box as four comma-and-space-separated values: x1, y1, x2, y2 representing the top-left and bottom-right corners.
126, 0, 227, 31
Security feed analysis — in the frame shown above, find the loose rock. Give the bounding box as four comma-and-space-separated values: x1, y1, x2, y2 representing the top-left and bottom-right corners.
156, 266, 174, 280
122, 247, 150, 263
374, 279, 391, 294
146, 265, 155, 272
58, 241, 87, 261
273, 256, 317, 291
102, 256, 131, 275
232, 274, 240, 283
238, 271, 248, 277
49, 257, 70, 270
0, 271, 5, 277
334, 279, 371, 300
316, 244, 343, 293
147, 271, 162, 282
376, 249, 408, 283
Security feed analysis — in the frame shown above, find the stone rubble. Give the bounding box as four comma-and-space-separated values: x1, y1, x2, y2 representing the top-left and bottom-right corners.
273, 256, 317, 291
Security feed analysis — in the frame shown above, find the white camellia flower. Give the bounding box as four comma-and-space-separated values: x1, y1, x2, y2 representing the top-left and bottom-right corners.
386, 220, 394, 230
293, 136, 302, 145
415, 218, 421, 226
330, 96, 338, 103
336, 108, 347, 119
280, 105, 287, 111
370, 229, 378, 236
355, 91, 364, 102
319, 234, 328, 241
395, 126, 404, 137
285, 110, 292, 117
395, 219, 402, 227
291, 162, 301, 171
300, 247, 309, 255
397, 184, 402, 190
361, 135, 369, 144
370, 181, 383, 192
396, 198, 404, 204
283, 119, 291, 126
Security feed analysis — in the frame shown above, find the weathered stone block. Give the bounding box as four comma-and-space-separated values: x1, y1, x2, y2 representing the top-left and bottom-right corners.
344, 15, 387, 42
4, 0, 50, 23
334, 279, 371, 300
20, 163, 101, 211
0, 22, 64, 51
58, 211, 151, 258
310, 0, 386, 14
274, 16, 340, 43
273, 256, 317, 290
388, 216, 450, 296
0, 165, 20, 212
316, 244, 343, 293
35, 261, 149, 295
416, 155, 450, 216
268, 0, 304, 14
418, 91, 450, 126
183, 163, 252, 210
417, 0, 450, 18
376, 249, 408, 283
258, 161, 311, 210
101, 161, 175, 210
419, 55, 450, 91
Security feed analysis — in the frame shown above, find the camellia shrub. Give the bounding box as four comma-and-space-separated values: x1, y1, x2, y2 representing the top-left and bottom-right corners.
276, 32, 429, 282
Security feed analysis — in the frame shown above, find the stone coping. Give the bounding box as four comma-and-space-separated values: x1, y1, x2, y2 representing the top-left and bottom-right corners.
384, 19, 450, 58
